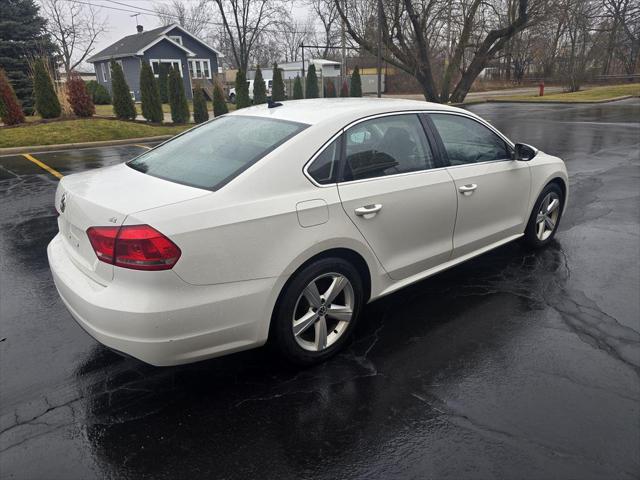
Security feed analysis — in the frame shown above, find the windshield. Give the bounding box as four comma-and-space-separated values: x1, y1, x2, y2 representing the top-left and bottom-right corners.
128, 115, 308, 190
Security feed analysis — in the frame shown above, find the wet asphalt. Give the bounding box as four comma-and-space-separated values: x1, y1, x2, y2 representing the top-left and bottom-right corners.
0, 100, 639, 480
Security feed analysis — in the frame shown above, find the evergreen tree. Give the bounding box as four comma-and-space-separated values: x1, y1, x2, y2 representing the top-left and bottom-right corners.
212, 81, 228, 117
253, 66, 267, 104
33, 58, 60, 118
293, 75, 303, 100
350, 66, 362, 97
271, 63, 285, 101
340, 80, 349, 97
66, 71, 94, 117
85, 80, 111, 104
139, 61, 163, 123
234, 69, 250, 109
168, 67, 190, 123
110, 60, 136, 120
0, 0, 56, 114
0, 68, 25, 125
325, 79, 336, 97
305, 64, 319, 98
192, 88, 209, 123
158, 63, 169, 103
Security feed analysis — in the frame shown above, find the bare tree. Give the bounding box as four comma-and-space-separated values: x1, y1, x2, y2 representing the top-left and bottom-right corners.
603, 0, 640, 74
41, 0, 107, 75
154, 0, 212, 36
280, 13, 313, 62
335, 0, 548, 103
213, 0, 287, 72
308, 0, 341, 58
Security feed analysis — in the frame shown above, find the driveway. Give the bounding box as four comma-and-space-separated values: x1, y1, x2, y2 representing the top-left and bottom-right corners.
0, 99, 638, 479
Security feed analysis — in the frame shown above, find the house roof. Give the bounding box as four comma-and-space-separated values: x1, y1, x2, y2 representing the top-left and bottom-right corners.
87, 23, 222, 63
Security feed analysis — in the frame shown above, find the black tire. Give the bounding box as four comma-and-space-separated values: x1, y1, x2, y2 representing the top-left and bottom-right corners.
271, 257, 364, 366
523, 182, 564, 248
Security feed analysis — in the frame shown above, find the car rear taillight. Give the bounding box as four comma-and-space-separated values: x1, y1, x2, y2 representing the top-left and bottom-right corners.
86, 225, 181, 271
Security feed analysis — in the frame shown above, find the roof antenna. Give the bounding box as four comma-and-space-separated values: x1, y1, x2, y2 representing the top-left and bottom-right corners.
268, 100, 283, 108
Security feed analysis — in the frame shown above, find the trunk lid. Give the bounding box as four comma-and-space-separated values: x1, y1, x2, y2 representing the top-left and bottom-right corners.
55, 163, 210, 284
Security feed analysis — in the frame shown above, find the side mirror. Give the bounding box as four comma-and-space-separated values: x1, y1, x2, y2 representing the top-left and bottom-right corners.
514, 143, 538, 161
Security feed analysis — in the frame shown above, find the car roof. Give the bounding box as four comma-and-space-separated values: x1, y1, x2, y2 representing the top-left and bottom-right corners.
230, 98, 466, 126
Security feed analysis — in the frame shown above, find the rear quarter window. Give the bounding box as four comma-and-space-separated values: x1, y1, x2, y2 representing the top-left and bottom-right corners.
128, 116, 308, 190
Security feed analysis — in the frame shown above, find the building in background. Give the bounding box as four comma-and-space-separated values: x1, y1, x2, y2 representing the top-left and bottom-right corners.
87, 23, 223, 101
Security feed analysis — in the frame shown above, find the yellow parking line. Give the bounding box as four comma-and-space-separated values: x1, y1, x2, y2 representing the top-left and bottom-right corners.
21, 153, 63, 179
134, 144, 152, 150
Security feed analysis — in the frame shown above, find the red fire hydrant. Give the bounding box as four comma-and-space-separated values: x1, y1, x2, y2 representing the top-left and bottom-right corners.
538, 80, 545, 97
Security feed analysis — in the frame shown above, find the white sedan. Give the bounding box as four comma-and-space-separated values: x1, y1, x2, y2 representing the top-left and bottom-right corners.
48, 98, 568, 366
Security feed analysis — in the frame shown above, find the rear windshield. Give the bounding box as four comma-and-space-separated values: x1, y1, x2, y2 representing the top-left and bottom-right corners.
128, 115, 308, 190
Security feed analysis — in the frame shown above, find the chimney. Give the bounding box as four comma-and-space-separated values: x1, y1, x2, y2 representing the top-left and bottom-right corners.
136, 25, 143, 33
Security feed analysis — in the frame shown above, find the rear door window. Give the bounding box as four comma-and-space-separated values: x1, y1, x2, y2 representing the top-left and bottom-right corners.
343, 114, 436, 181
128, 116, 308, 190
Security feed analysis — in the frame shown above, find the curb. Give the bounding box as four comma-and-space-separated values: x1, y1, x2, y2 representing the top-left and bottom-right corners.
483, 95, 634, 104
0, 135, 174, 156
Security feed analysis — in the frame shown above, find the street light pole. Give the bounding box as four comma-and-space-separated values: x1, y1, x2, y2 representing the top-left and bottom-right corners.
377, 0, 382, 98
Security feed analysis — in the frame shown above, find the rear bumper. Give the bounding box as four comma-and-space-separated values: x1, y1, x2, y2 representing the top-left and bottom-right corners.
48, 233, 276, 366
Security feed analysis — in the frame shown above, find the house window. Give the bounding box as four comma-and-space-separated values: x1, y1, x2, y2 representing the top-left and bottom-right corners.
150, 59, 183, 77
168, 36, 182, 45
101, 62, 107, 82
188, 59, 211, 79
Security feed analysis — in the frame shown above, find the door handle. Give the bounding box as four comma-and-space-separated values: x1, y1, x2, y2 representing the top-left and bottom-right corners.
458, 184, 478, 196
354, 204, 383, 217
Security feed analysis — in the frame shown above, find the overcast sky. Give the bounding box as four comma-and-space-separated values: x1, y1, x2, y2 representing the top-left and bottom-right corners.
45, 0, 313, 71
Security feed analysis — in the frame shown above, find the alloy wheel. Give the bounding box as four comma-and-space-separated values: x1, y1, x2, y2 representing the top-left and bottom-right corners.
292, 272, 354, 352
535, 192, 561, 241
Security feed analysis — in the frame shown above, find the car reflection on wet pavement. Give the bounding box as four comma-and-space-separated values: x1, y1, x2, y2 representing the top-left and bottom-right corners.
0, 100, 638, 479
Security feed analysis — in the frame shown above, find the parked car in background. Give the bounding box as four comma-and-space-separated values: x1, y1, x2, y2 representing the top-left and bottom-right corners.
228, 79, 273, 103
48, 98, 568, 367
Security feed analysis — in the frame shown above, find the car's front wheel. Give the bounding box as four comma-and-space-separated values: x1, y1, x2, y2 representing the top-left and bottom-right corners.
272, 257, 364, 365
523, 182, 564, 247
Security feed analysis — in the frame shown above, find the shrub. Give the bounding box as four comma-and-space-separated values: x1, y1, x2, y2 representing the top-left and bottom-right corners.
158, 64, 169, 103
212, 81, 228, 117
305, 64, 318, 98
85, 80, 111, 104
193, 88, 209, 123
272, 63, 285, 101
168, 67, 190, 123
110, 60, 136, 120
0, 68, 25, 125
140, 61, 163, 123
235, 70, 250, 109
67, 71, 95, 117
340, 79, 349, 97
253, 66, 267, 104
33, 58, 61, 118
350, 66, 362, 97
325, 79, 336, 97
293, 75, 303, 100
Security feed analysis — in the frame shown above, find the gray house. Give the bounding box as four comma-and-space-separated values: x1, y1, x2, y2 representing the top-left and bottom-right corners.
87, 23, 222, 101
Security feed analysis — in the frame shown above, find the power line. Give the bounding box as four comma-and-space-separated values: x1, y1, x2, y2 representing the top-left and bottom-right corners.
72, 0, 320, 35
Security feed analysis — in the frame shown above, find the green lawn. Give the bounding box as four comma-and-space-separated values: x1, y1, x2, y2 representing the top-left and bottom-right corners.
94, 101, 236, 117
492, 83, 640, 102
0, 119, 190, 148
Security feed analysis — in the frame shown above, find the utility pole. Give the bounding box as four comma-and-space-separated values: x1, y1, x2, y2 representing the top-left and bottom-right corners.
377, 0, 382, 98
341, 0, 346, 85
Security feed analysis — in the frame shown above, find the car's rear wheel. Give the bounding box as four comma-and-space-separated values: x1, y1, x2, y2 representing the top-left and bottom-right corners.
524, 183, 564, 247
272, 257, 363, 365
